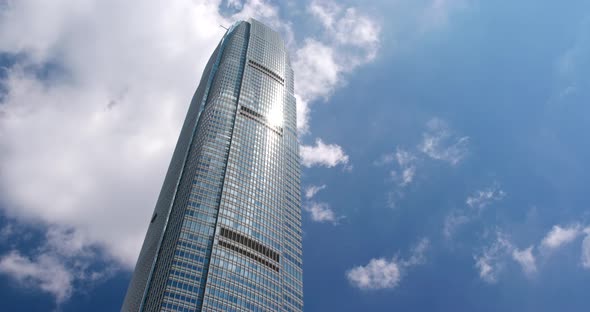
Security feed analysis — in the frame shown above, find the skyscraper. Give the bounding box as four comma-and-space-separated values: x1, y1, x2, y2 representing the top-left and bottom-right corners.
122, 19, 303, 312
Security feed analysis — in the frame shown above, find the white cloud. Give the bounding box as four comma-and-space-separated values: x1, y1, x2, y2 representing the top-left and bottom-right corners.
512, 246, 537, 275
0, 0, 235, 272
0, 251, 73, 303
541, 224, 582, 250
294, 0, 381, 133
419, 117, 469, 165
347, 238, 429, 290
300, 138, 350, 168
346, 258, 401, 290
0, 225, 114, 304
581, 233, 590, 269
304, 202, 338, 224
0, 0, 374, 271
304, 184, 327, 199
308, 0, 338, 30
309, 0, 380, 54
466, 185, 506, 211
293, 39, 340, 103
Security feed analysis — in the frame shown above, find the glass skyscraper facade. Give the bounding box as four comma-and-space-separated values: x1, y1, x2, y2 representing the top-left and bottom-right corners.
122, 19, 303, 312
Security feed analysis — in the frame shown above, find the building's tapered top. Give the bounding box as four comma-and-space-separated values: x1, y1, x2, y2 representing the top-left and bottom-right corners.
122, 18, 302, 312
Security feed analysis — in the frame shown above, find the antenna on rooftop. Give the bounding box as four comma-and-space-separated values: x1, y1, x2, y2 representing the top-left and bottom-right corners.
220, 24, 229, 30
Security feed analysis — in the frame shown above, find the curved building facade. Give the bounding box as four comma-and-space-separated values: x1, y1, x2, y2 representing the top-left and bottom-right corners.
122, 19, 303, 312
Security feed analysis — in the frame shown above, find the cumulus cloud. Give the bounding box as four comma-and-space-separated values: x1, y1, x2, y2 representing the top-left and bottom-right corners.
346, 258, 401, 290
308, 0, 380, 56
512, 246, 537, 275
0, 251, 73, 303
419, 117, 469, 165
293, 39, 340, 103
537, 225, 590, 270
0, 0, 235, 271
346, 238, 429, 290
0, 0, 386, 304
541, 224, 582, 250
0, 225, 114, 304
300, 138, 350, 168
304, 202, 339, 224
0, 0, 382, 303
303, 185, 342, 225
294, 0, 381, 133
304, 184, 327, 199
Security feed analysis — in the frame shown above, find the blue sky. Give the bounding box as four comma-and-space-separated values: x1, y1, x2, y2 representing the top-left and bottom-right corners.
1, 0, 590, 311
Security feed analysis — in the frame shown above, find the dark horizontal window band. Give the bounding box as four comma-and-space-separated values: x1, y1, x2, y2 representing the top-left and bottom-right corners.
219, 227, 280, 262
218, 240, 280, 272
240, 105, 265, 119
239, 106, 283, 135
248, 59, 285, 85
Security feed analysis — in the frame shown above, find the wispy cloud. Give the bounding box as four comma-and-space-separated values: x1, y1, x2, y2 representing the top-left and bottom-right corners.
346, 238, 429, 290
378, 118, 469, 209
390, 148, 417, 187
474, 232, 514, 283
379, 148, 417, 208
443, 211, 470, 239
300, 138, 350, 168
304, 184, 327, 199
582, 232, 590, 269
444, 184, 505, 239
419, 117, 469, 166
474, 231, 540, 283
473, 223, 590, 282
466, 186, 506, 211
